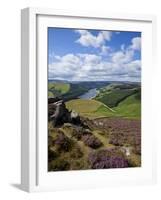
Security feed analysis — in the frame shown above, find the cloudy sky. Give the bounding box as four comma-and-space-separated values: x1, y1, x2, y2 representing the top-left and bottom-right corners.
48, 28, 141, 82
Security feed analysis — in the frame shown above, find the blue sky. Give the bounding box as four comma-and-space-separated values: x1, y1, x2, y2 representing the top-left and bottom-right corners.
48, 28, 141, 82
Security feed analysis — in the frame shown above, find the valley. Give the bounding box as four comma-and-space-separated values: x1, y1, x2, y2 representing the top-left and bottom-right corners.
48, 80, 141, 171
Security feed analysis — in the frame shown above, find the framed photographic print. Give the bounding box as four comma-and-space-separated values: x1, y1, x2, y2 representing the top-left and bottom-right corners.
21, 8, 156, 192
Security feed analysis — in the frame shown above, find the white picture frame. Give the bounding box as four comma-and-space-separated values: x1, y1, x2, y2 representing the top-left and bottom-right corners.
21, 7, 157, 192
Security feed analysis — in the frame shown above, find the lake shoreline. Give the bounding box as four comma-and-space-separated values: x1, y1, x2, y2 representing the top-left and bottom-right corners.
78, 88, 99, 100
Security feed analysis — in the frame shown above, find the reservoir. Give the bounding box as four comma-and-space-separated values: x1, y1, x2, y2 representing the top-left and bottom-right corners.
79, 88, 98, 99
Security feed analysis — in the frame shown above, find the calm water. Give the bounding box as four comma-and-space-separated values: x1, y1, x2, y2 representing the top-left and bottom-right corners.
79, 88, 98, 99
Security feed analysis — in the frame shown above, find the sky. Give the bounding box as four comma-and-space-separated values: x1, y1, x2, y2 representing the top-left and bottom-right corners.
48, 28, 141, 82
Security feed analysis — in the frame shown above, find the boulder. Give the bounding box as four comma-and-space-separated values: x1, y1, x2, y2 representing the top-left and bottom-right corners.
48, 97, 60, 104
48, 98, 71, 127
48, 98, 91, 128
70, 110, 81, 125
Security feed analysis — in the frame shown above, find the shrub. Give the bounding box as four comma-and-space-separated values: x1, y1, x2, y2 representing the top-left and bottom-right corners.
88, 149, 129, 169
70, 158, 90, 170
71, 126, 83, 140
109, 137, 120, 146
70, 146, 83, 159
128, 157, 140, 167
82, 134, 102, 149
54, 132, 73, 152
49, 159, 70, 171
132, 145, 141, 155
48, 147, 58, 162
71, 127, 92, 140
94, 118, 141, 152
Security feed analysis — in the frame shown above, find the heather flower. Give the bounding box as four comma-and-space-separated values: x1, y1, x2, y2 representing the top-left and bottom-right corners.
89, 148, 129, 169
82, 134, 102, 149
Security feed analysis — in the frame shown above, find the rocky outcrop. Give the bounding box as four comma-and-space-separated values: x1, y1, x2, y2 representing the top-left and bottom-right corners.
48, 98, 82, 127
48, 97, 61, 104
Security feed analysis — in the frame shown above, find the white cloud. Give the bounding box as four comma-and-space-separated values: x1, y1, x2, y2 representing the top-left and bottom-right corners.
126, 60, 141, 77
121, 44, 125, 51
75, 30, 112, 48
130, 37, 141, 51
111, 49, 134, 64
100, 45, 111, 56
48, 54, 81, 80
79, 54, 101, 64
61, 54, 80, 64
49, 52, 141, 82
48, 34, 141, 82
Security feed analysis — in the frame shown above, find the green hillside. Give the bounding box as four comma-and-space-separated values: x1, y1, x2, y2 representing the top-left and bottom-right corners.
115, 93, 141, 119
49, 82, 141, 119
95, 84, 139, 108
66, 92, 141, 119
48, 82, 70, 97
92, 83, 141, 119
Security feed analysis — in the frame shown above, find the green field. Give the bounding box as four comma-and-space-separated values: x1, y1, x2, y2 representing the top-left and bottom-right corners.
66, 99, 109, 114
66, 99, 115, 118
66, 92, 141, 119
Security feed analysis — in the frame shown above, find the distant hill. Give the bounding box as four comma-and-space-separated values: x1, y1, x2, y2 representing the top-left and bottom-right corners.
48, 81, 111, 100
65, 83, 141, 119
48, 82, 70, 97
95, 83, 141, 108
48, 81, 141, 119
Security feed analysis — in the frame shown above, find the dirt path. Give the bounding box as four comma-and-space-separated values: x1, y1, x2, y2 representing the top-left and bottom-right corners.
102, 103, 116, 112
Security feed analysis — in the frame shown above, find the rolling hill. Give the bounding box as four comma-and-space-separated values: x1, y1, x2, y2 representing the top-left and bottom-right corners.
95, 83, 140, 108
48, 82, 70, 97
66, 88, 141, 119
48, 81, 141, 119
